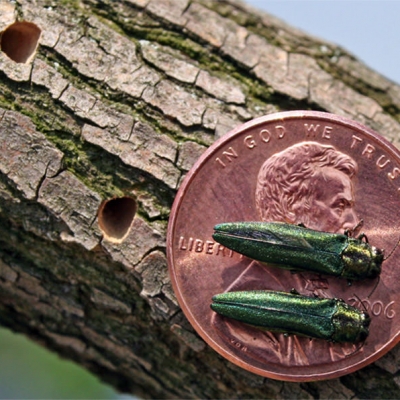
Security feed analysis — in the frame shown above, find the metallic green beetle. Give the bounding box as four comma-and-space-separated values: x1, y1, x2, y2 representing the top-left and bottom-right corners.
211, 290, 370, 343
213, 222, 383, 280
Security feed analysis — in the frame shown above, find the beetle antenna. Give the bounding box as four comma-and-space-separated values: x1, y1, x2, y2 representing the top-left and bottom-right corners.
353, 293, 368, 313
384, 236, 400, 260
345, 341, 365, 358
367, 276, 380, 298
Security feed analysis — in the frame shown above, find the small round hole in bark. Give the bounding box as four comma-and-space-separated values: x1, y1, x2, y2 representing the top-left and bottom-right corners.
98, 197, 137, 243
1, 21, 41, 63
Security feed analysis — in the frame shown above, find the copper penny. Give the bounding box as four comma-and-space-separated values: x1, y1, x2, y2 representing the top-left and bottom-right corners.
167, 111, 400, 381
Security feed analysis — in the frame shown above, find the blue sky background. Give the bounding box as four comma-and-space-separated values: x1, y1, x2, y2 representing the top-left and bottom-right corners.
247, 1, 400, 85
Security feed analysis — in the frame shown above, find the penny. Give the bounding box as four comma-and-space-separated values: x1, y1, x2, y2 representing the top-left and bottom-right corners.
167, 111, 400, 381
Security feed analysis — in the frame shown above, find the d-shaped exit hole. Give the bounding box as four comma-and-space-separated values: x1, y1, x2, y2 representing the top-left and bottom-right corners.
98, 197, 137, 243
1, 21, 41, 63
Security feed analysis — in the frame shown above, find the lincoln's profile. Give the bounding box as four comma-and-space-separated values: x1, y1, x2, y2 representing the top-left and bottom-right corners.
212, 141, 361, 365
256, 141, 358, 233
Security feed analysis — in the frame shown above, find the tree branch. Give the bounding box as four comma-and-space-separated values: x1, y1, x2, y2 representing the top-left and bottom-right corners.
1, 0, 400, 398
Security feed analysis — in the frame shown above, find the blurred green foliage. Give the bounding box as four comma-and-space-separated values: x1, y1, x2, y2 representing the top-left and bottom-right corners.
0, 326, 120, 399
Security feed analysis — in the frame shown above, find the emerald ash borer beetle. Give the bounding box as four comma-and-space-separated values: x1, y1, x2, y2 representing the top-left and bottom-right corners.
213, 222, 384, 280
211, 290, 370, 343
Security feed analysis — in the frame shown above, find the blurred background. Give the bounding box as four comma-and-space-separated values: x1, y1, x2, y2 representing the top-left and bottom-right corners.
2, 0, 399, 399
252, 0, 400, 85
0, 327, 119, 398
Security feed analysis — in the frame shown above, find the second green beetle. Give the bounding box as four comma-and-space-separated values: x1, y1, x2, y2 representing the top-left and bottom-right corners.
213, 221, 383, 280
211, 290, 370, 343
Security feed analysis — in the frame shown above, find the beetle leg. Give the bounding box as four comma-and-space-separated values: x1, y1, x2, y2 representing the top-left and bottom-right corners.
357, 232, 369, 243
345, 219, 364, 237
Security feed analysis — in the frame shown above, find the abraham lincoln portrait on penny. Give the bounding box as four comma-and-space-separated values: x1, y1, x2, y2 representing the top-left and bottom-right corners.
211, 141, 362, 365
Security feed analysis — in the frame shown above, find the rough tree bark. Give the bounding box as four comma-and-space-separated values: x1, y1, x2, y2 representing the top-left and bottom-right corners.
1, 0, 400, 398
